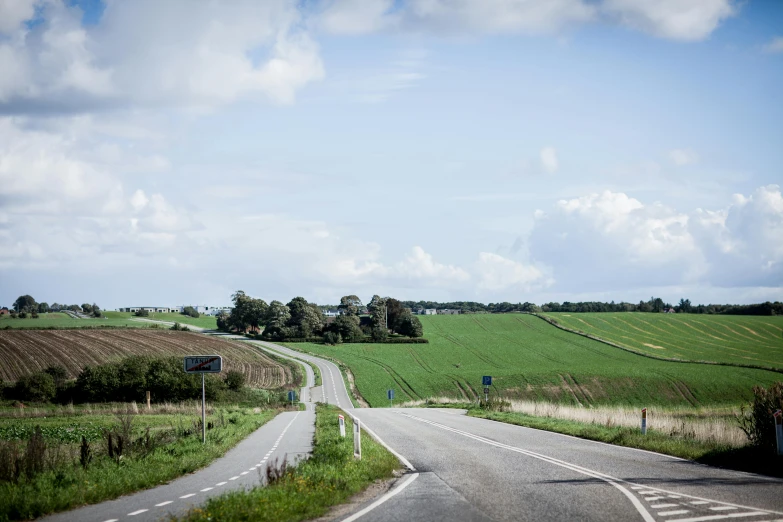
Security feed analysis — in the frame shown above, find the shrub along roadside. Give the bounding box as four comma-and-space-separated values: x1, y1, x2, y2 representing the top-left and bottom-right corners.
175, 404, 401, 522
0, 408, 278, 521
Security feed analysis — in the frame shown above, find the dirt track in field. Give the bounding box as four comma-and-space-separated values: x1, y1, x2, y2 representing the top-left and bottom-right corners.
0, 330, 293, 388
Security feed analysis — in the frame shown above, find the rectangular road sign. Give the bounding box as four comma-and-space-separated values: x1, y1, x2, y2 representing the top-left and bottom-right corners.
183, 355, 222, 373
288, 390, 296, 402
482, 376, 492, 386
387, 389, 395, 400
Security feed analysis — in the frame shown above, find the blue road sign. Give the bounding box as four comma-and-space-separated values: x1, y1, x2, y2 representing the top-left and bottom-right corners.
387, 389, 395, 400
288, 390, 296, 401
482, 376, 492, 386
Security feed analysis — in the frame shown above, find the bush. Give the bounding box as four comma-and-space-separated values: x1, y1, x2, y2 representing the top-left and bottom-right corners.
18, 312, 27, 319
370, 327, 388, 342
224, 370, 245, 391
170, 322, 190, 331
30, 311, 39, 319
14, 372, 56, 402
134, 309, 149, 317
738, 381, 783, 452
10, 313, 17, 319
182, 306, 200, 318
323, 331, 342, 345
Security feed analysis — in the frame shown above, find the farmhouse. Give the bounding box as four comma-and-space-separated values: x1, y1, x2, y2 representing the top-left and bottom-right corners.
423, 309, 437, 315
323, 309, 340, 317
0, 308, 9, 316
438, 309, 460, 315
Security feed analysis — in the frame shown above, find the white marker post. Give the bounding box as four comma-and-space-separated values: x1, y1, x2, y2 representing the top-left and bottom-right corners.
353, 417, 361, 460
339, 414, 346, 438
183, 355, 223, 444
774, 409, 782, 456
641, 408, 647, 435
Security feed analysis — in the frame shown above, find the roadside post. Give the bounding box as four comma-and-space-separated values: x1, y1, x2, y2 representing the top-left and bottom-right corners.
288, 390, 296, 408
338, 414, 346, 437
146, 390, 151, 411
184, 355, 223, 444
641, 408, 647, 435
387, 389, 394, 408
353, 417, 361, 460
482, 376, 492, 402
774, 409, 783, 456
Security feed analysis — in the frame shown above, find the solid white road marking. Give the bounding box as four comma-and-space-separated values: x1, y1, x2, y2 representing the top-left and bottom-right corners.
659, 510, 690, 516
666, 513, 768, 522
102, 519, 119, 522
398, 413, 655, 522
180, 493, 196, 499
647, 497, 666, 501
128, 510, 148, 516
341, 473, 420, 522
653, 504, 681, 509
711, 507, 739, 511
349, 414, 416, 471
201, 487, 213, 492
215, 482, 227, 486
691, 501, 711, 505
155, 501, 173, 507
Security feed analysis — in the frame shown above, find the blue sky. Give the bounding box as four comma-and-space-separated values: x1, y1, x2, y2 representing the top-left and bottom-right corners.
0, 0, 781, 309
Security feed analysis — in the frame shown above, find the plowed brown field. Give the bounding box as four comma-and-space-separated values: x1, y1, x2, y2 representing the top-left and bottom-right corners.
0, 330, 293, 389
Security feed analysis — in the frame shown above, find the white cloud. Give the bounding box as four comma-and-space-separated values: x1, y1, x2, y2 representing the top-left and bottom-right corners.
529, 186, 783, 292
0, 0, 36, 34
668, 148, 699, 166
601, 0, 735, 41
0, 0, 324, 111
476, 252, 545, 291
130, 190, 149, 211
397, 246, 471, 282
763, 37, 783, 54
319, 0, 397, 34
540, 146, 559, 173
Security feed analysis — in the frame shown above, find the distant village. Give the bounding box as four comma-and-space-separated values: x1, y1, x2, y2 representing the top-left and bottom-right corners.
115, 305, 463, 317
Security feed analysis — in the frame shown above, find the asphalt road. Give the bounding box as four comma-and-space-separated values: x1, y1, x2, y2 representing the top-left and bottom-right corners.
344, 408, 783, 522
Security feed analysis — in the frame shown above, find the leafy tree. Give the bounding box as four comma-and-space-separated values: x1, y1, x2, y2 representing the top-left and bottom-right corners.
91, 303, 101, 317
228, 291, 268, 333
14, 372, 56, 402
37, 302, 50, 313
286, 297, 324, 337
18, 311, 27, 319
13, 295, 36, 313
81, 303, 93, 314
367, 295, 387, 329
677, 298, 692, 313
224, 370, 246, 391
134, 308, 149, 317
338, 295, 363, 316
182, 306, 200, 318
397, 313, 424, 337
370, 326, 388, 342
384, 298, 407, 333
329, 314, 365, 342
323, 331, 342, 345
216, 312, 230, 331
43, 365, 68, 384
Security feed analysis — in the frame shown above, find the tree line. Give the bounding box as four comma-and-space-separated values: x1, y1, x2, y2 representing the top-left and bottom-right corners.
218, 292, 423, 344
5, 295, 102, 318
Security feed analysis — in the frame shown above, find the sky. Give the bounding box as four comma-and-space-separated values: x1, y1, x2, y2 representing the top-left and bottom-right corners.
0, 0, 781, 309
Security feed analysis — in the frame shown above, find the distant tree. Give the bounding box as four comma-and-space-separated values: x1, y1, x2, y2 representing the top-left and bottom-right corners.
397, 313, 423, 338
216, 312, 230, 331
13, 295, 36, 313
37, 302, 50, 313
31, 311, 39, 319
81, 303, 93, 314
384, 298, 407, 333
265, 300, 291, 327
18, 311, 27, 319
50, 302, 61, 311
323, 331, 342, 345
329, 314, 365, 342
286, 297, 324, 337
134, 309, 149, 317
14, 372, 56, 402
370, 326, 388, 342
677, 298, 692, 313
182, 306, 200, 318
43, 365, 68, 384
367, 295, 387, 329
92, 303, 102, 318
337, 295, 363, 317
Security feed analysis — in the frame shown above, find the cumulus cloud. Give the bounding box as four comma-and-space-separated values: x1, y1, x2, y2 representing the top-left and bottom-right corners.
601, 0, 735, 41
476, 252, 545, 291
319, 0, 397, 34
0, 0, 36, 34
668, 148, 699, 165
540, 146, 559, 173
529, 186, 783, 292
763, 37, 783, 54
0, 0, 324, 112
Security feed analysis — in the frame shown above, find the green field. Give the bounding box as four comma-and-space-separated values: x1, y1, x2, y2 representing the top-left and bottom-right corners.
543, 312, 783, 370
286, 314, 782, 408
0, 311, 217, 329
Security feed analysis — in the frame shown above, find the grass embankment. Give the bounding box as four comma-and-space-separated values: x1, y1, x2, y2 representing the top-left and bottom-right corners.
104, 311, 218, 330
543, 312, 783, 370
467, 407, 783, 478
0, 312, 218, 330
287, 315, 781, 408
176, 403, 400, 522
0, 407, 279, 520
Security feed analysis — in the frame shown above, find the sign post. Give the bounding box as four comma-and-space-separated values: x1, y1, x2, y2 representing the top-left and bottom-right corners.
288, 390, 296, 407
353, 417, 361, 460
774, 409, 783, 456
338, 414, 346, 437
387, 389, 394, 408
641, 408, 647, 435
184, 356, 223, 444
482, 376, 492, 402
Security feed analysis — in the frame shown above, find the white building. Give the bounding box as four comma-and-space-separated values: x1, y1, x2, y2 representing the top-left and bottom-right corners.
423, 309, 437, 315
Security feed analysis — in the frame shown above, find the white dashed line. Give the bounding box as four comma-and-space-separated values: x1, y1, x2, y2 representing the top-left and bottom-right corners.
660, 510, 690, 516
691, 501, 711, 505
652, 504, 680, 509
216, 482, 227, 486
128, 510, 148, 516
102, 519, 119, 522
155, 501, 173, 507
646, 497, 666, 501
180, 493, 196, 499
229, 476, 240, 480
710, 507, 739, 511
201, 487, 213, 492
240, 471, 249, 476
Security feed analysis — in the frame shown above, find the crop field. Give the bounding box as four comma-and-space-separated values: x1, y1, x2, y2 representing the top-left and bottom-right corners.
286, 314, 782, 408
0, 311, 218, 330
0, 330, 292, 388
543, 313, 783, 370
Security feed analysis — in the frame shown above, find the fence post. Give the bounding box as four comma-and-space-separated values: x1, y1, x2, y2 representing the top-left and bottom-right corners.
641, 408, 647, 435
774, 409, 782, 456
339, 414, 345, 438
353, 417, 361, 460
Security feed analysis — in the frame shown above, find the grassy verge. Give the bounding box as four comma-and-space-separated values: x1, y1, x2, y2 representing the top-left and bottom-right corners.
0, 408, 279, 520
175, 404, 401, 522
468, 409, 783, 478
